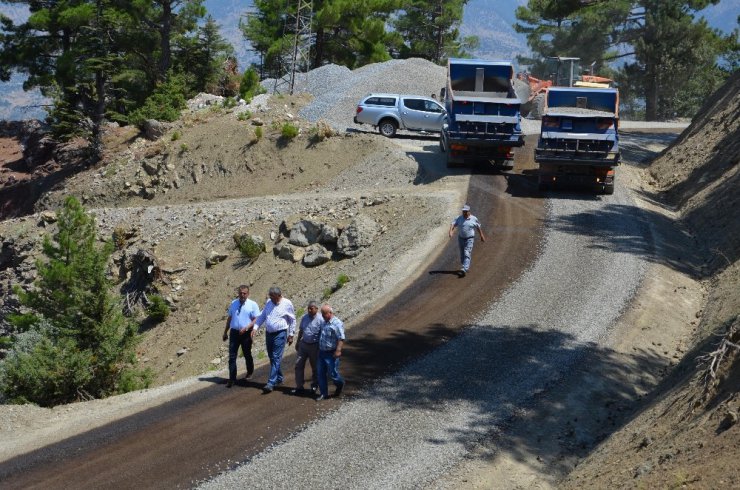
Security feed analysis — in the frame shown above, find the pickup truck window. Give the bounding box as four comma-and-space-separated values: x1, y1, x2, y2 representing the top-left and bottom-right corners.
402, 98, 426, 111
424, 100, 444, 113
366, 97, 396, 106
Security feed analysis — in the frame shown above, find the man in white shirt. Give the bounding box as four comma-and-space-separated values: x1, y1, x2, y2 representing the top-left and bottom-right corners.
222, 285, 260, 388
249, 286, 296, 393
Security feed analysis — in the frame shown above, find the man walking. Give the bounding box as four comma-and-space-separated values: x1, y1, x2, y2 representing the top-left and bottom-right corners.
249, 286, 296, 393
448, 204, 486, 277
315, 304, 345, 402
291, 300, 322, 395
222, 285, 260, 387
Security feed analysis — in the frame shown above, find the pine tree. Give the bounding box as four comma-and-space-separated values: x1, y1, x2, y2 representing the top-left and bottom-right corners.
1, 197, 148, 406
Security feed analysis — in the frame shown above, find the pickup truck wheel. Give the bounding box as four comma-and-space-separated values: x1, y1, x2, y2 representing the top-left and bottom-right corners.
378, 119, 398, 138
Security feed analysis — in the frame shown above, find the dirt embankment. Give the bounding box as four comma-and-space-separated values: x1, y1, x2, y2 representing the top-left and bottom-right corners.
559, 70, 740, 490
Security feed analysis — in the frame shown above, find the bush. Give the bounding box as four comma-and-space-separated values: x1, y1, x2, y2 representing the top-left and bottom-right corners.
128, 73, 189, 128
281, 122, 299, 139
233, 234, 263, 260
239, 67, 266, 100
112, 226, 127, 249
147, 295, 170, 322
254, 126, 263, 139
171, 131, 181, 141
222, 97, 237, 109
237, 111, 252, 121
321, 274, 351, 300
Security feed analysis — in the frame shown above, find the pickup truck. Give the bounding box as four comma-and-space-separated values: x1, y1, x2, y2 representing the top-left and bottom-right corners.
535, 86, 620, 194
354, 93, 446, 137
440, 59, 524, 169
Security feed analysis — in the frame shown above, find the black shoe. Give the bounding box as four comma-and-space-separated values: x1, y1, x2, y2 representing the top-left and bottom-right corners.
458, 270, 466, 278
226, 380, 234, 388
262, 384, 274, 393
290, 388, 305, 396
334, 382, 344, 397
315, 394, 328, 402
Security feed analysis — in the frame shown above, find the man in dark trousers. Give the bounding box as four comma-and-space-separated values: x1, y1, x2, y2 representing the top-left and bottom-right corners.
222, 285, 260, 387
448, 204, 486, 277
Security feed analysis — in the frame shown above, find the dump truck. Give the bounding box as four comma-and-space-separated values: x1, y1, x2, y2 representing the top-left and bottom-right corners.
439, 59, 524, 169
535, 86, 620, 194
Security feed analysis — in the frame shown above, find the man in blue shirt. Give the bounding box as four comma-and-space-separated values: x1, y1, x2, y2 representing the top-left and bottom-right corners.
448, 204, 486, 277
249, 286, 296, 393
222, 285, 260, 387
315, 304, 346, 401
291, 300, 322, 395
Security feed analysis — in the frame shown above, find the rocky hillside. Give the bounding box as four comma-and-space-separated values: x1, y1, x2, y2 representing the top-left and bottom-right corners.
560, 71, 740, 489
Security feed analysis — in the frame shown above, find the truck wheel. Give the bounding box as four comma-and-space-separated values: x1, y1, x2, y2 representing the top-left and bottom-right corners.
603, 184, 615, 195
378, 119, 397, 138
446, 153, 463, 168
537, 175, 549, 192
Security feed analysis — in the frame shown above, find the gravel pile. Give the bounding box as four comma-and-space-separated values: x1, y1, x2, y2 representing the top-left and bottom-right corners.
198, 135, 652, 489
264, 58, 446, 132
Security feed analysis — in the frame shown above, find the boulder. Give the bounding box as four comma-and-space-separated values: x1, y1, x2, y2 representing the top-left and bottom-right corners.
336, 215, 378, 258
318, 224, 338, 245
303, 243, 331, 267
143, 119, 168, 140
289, 219, 323, 247
275, 242, 304, 263
206, 250, 228, 268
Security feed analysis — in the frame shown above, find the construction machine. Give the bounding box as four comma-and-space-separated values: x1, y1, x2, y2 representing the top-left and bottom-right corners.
517, 57, 614, 118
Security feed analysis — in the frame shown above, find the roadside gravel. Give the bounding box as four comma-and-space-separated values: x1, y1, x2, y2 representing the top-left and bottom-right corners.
198, 135, 653, 489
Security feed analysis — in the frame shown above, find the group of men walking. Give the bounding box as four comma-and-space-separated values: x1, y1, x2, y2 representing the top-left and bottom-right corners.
223, 286, 345, 401
222, 203, 485, 401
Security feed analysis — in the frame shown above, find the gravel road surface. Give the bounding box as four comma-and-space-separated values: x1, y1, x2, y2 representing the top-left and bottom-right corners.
199, 135, 652, 489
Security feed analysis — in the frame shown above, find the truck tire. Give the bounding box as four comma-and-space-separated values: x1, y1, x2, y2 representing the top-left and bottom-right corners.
529, 93, 546, 119
537, 175, 550, 192
378, 119, 398, 138
603, 183, 615, 195
446, 153, 464, 168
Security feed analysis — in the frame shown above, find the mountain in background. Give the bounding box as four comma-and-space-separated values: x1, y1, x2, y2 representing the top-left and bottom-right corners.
1, 0, 736, 120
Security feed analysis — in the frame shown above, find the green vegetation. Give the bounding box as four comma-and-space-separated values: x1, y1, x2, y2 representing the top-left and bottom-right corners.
237, 111, 252, 121
254, 126, 263, 139
179, 143, 189, 153
171, 131, 181, 141
128, 74, 189, 128
112, 226, 127, 250
239, 66, 266, 100
222, 97, 237, 109
146, 295, 170, 323
0, 197, 149, 406
281, 122, 299, 139
322, 274, 351, 300
233, 234, 264, 260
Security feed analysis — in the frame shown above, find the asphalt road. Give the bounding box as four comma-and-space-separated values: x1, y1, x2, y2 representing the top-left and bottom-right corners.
0, 138, 546, 488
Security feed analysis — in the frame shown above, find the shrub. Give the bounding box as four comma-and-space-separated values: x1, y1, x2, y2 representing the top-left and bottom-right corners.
222, 97, 237, 109
237, 111, 252, 121
321, 274, 351, 300
233, 234, 263, 260
254, 126, 263, 139
147, 295, 170, 323
112, 226, 127, 249
128, 73, 189, 128
281, 122, 299, 139
239, 67, 262, 100
171, 131, 181, 141
179, 143, 189, 153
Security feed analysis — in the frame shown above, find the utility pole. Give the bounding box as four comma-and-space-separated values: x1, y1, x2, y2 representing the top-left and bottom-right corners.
273, 0, 314, 95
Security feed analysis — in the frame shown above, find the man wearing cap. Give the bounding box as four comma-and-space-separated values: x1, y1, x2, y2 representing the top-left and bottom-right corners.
449, 204, 486, 277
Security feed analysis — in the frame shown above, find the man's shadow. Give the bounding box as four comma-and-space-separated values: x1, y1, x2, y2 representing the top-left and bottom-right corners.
429, 270, 465, 278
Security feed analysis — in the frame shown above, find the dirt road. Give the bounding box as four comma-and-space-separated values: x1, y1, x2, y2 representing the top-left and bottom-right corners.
0, 139, 546, 488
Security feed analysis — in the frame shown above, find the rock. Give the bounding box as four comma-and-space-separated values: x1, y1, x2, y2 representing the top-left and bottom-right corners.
251, 118, 264, 126
276, 242, 304, 262
206, 251, 228, 268
210, 357, 221, 365
143, 119, 168, 140
303, 243, 331, 267
177, 348, 188, 356
318, 224, 339, 245
289, 219, 323, 247
39, 210, 57, 224
336, 215, 378, 258
142, 187, 156, 200
142, 159, 160, 176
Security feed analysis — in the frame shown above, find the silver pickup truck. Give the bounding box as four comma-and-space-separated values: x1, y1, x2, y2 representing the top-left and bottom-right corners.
353, 93, 446, 137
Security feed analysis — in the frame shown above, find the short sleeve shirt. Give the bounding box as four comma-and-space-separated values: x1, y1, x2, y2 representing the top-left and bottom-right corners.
452, 214, 481, 239
299, 314, 323, 344
227, 298, 260, 329
318, 316, 345, 351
